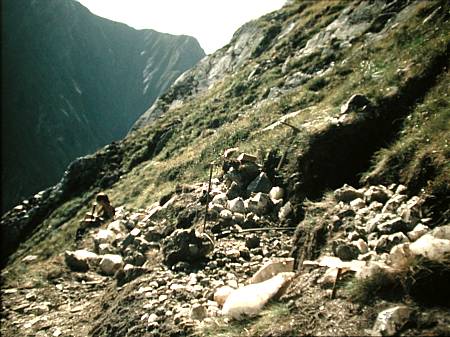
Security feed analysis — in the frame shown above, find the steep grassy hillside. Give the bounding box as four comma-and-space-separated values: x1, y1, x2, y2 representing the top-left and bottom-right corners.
3, 0, 448, 274
1, 0, 448, 336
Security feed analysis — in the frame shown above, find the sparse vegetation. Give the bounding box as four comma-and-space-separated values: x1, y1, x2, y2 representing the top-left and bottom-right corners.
345, 256, 450, 307
197, 302, 291, 337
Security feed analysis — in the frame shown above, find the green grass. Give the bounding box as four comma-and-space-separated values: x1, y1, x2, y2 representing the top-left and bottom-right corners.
197, 302, 291, 337
362, 69, 450, 195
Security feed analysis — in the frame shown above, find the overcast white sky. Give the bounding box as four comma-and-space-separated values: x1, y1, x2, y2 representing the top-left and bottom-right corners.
76, 0, 286, 54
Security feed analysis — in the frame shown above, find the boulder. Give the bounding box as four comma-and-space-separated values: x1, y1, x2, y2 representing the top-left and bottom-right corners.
238, 162, 261, 185
93, 230, 116, 253
377, 217, 407, 234
364, 185, 392, 204
124, 251, 146, 266
382, 194, 408, 213
161, 229, 213, 267
389, 243, 412, 267
376, 233, 409, 253
237, 153, 257, 163
116, 264, 147, 286
107, 220, 126, 234
397, 196, 423, 225
98, 243, 116, 255
220, 209, 233, 220
350, 198, 366, 210
269, 187, 284, 202
365, 213, 396, 233
232, 213, 245, 225
317, 267, 340, 286
430, 224, 450, 240
332, 240, 359, 261
247, 172, 272, 194
409, 233, 450, 261
371, 306, 413, 336
99, 254, 123, 275
334, 184, 364, 203
214, 286, 235, 306
278, 201, 293, 222
245, 235, 260, 249
227, 197, 246, 213
353, 239, 368, 254
356, 261, 395, 280
395, 184, 408, 195
407, 223, 429, 242
249, 257, 294, 284
340, 94, 372, 114
226, 181, 242, 200
246, 193, 273, 215
212, 193, 228, 206
64, 250, 100, 272
222, 272, 295, 319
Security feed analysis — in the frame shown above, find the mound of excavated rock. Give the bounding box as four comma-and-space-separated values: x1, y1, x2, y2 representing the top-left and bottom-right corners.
296, 182, 449, 336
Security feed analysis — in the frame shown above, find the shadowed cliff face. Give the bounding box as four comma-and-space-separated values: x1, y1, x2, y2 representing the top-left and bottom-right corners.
1, 0, 205, 212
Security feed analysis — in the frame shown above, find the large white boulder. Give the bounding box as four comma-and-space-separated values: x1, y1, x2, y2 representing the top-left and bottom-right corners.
214, 286, 235, 306
409, 234, 450, 261
222, 272, 295, 319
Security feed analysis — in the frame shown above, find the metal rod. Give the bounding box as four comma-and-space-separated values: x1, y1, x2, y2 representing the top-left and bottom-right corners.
238, 227, 297, 233
330, 268, 342, 299
203, 162, 214, 232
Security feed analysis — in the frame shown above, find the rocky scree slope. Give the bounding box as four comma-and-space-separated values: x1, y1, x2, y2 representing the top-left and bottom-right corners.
1, 0, 449, 336
1, 0, 205, 212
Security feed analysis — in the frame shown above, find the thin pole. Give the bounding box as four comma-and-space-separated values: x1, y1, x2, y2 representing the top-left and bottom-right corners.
239, 227, 297, 233
330, 268, 342, 299
203, 162, 214, 232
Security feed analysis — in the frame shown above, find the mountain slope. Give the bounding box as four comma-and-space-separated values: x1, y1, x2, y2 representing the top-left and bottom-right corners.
1, 0, 205, 212
1, 0, 449, 336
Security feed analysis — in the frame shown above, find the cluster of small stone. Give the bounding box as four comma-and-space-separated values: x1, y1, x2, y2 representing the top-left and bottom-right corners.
208, 152, 293, 233
327, 183, 430, 263
302, 183, 450, 336
58, 152, 295, 335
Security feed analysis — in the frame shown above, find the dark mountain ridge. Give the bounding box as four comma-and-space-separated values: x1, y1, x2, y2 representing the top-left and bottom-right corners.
1, 0, 205, 212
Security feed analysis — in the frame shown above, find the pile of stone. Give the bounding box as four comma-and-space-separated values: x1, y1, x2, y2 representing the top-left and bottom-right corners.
301, 183, 450, 336
207, 152, 292, 235
59, 151, 297, 333
64, 151, 293, 282
326, 183, 445, 268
